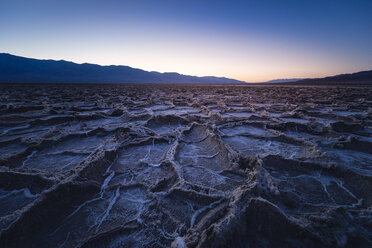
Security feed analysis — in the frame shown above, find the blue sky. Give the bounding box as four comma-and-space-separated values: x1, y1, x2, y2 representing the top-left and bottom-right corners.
1, 0, 372, 81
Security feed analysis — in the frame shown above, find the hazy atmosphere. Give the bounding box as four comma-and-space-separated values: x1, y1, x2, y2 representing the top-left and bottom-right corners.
1, 0, 372, 81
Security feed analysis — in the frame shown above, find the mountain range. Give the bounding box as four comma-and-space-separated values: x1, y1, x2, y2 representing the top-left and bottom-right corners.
288, 70, 372, 84
0, 53, 371, 84
0, 53, 245, 84
259, 71, 372, 84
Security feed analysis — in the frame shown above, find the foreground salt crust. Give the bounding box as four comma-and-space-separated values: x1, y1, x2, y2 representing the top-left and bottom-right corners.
0, 84, 371, 247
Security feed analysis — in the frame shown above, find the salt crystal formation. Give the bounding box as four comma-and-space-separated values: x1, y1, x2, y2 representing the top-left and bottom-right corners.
0, 84, 372, 247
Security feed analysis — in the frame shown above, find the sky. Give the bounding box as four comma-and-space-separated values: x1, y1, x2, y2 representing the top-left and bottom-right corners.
1, 0, 372, 82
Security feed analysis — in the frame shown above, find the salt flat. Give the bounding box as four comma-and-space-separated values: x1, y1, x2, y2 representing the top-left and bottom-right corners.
0, 83, 371, 247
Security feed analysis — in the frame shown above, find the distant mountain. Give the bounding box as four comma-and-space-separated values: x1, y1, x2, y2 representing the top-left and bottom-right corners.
263, 78, 302, 83
0, 53, 246, 84
292, 70, 372, 84
255, 70, 372, 85
261, 70, 372, 85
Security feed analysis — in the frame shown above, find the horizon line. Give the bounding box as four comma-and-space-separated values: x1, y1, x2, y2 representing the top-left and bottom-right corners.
2, 52, 371, 84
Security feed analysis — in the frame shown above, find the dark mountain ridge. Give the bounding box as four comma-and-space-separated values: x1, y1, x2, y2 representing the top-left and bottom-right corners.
0, 53, 246, 84
265, 70, 372, 85
294, 70, 372, 84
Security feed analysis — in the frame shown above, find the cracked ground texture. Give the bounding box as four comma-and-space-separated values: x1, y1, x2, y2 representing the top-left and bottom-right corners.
0, 84, 372, 247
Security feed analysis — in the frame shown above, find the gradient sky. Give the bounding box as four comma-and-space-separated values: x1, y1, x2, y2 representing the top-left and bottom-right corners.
1, 0, 372, 82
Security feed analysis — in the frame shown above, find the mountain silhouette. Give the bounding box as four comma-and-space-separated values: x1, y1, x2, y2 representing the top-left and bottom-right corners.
0, 53, 246, 84
263, 71, 372, 84
292, 70, 372, 84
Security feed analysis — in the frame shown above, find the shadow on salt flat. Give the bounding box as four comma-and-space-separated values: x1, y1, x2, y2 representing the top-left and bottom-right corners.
261, 155, 364, 213
50, 185, 154, 248
0, 188, 39, 218
0, 143, 27, 158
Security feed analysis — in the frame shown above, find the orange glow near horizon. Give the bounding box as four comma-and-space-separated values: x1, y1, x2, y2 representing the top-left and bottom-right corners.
5, 34, 370, 83
2, 0, 371, 82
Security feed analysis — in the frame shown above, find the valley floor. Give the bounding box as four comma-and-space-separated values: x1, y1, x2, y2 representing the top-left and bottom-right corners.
0, 84, 372, 247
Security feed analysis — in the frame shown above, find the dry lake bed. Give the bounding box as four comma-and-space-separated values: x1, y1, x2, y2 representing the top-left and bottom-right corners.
0, 83, 372, 247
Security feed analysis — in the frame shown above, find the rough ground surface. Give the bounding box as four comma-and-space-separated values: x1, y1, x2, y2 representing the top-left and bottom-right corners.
0, 84, 372, 248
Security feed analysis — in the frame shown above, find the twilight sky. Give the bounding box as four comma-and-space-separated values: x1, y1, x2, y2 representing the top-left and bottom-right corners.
1, 0, 372, 82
